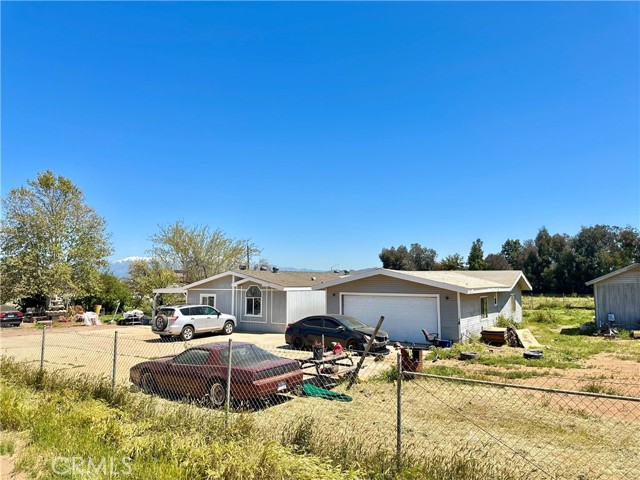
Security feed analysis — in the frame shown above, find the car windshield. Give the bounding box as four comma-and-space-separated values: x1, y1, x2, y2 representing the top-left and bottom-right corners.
336, 316, 368, 329
219, 345, 283, 367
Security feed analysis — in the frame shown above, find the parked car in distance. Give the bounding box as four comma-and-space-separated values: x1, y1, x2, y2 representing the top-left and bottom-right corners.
152, 305, 237, 341
130, 342, 303, 407
285, 315, 389, 353
0, 306, 23, 327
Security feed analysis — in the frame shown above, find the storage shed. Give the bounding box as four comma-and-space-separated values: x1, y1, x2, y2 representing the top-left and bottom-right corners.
586, 263, 640, 330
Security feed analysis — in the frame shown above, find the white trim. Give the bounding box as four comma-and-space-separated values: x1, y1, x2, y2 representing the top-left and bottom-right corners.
315, 268, 528, 295
152, 287, 187, 294
189, 288, 234, 291
457, 291, 462, 325
339, 292, 442, 338
199, 294, 216, 308
283, 287, 313, 291
185, 271, 244, 289
233, 277, 286, 291
245, 285, 263, 317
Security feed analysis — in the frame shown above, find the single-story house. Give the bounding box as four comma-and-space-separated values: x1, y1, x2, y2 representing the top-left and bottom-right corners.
313, 268, 533, 343
586, 263, 640, 330
160, 269, 342, 333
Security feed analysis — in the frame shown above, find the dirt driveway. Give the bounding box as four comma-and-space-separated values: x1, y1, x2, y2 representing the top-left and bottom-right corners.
0, 323, 297, 384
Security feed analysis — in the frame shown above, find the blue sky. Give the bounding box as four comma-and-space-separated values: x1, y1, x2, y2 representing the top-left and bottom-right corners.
2, 2, 638, 271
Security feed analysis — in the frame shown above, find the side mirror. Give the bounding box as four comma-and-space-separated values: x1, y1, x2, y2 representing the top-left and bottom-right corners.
337, 326, 345, 332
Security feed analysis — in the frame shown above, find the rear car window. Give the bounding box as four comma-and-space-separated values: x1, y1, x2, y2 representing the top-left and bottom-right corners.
159, 308, 176, 316
173, 349, 210, 365
180, 307, 192, 315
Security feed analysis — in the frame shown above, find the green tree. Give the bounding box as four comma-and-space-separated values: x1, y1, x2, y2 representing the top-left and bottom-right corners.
467, 239, 486, 271
437, 253, 466, 270
500, 239, 524, 269
150, 221, 260, 284
0, 171, 112, 303
379, 243, 437, 270
127, 259, 179, 308
81, 273, 131, 313
484, 253, 511, 270
379, 245, 411, 270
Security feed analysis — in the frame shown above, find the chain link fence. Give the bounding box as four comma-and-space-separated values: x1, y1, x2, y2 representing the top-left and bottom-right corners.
1, 325, 639, 479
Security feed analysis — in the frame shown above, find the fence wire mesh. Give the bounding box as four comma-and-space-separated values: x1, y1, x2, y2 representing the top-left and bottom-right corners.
1, 324, 639, 479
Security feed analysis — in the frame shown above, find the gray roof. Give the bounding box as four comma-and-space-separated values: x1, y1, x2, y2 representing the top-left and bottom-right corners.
232, 270, 342, 288
585, 263, 640, 286
313, 268, 532, 294
183, 269, 343, 290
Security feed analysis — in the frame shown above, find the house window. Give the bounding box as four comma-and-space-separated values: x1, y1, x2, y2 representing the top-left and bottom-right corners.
245, 286, 262, 316
494, 293, 498, 306
481, 297, 488, 318
200, 295, 216, 307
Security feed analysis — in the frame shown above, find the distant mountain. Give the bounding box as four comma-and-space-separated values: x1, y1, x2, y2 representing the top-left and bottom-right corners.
108, 256, 150, 278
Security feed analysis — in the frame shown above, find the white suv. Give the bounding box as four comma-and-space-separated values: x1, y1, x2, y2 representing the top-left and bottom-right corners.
152, 305, 237, 341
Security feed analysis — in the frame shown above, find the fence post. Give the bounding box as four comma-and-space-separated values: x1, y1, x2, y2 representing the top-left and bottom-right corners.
225, 338, 233, 428
40, 325, 46, 371
112, 331, 119, 393
396, 350, 402, 472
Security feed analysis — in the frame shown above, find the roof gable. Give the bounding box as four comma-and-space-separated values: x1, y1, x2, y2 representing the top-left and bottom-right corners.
185, 270, 342, 290
585, 263, 640, 286
313, 268, 532, 294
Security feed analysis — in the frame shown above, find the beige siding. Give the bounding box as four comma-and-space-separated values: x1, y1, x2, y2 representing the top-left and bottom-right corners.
594, 269, 640, 329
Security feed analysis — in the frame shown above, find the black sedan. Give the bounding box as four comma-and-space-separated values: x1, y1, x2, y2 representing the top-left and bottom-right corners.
285, 315, 388, 352
0, 309, 23, 327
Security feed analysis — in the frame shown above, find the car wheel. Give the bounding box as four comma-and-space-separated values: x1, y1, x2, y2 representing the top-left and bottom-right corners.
459, 351, 479, 361
347, 340, 361, 353
180, 326, 195, 341
140, 371, 157, 394
154, 314, 168, 331
208, 379, 226, 408
292, 335, 305, 350
523, 350, 544, 360
223, 321, 234, 335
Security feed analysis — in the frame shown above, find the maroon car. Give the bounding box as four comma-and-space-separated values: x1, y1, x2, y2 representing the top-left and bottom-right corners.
130, 342, 303, 407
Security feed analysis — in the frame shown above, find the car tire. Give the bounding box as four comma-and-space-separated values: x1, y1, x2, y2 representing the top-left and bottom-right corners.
291, 335, 305, 350
180, 326, 195, 341
208, 379, 226, 408
140, 371, 157, 394
154, 314, 168, 331
347, 340, 361, 353
223, 321, 234, 335
459, 351, 479, 361
523, 350, 544, 360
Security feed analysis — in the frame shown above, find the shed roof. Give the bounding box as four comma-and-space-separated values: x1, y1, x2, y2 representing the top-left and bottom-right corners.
313, 268, 532, 294
585, 263, 640, 286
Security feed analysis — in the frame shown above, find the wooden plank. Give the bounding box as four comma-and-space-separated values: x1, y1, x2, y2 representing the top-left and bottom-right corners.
515, 329, 541, 349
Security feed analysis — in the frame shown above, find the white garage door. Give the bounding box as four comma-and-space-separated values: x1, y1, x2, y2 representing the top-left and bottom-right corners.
342, 294, 439, 344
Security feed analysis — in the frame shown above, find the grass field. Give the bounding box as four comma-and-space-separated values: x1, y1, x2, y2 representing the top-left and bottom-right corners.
1, 297, 639, 479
